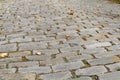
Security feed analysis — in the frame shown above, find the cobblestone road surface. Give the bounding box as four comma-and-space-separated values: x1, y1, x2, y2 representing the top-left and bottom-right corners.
0, 0, 120, 80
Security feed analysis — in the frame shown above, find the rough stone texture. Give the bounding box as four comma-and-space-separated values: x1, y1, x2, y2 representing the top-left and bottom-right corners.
68, 77, 92, 80
0, 73, 36, 80
87, 56, 120, 66
99, 71, 120, 80
106, 62, 120, 71
0, 44, 17, 52
39, 71, 72, 80
75, 66, 107, 75
85, 42, 111, 49
52, 61, 85, 72
9, 61, 39, 68
0, 68, 16, 74
19, 66, 51, 74
0, 0, 120, 79
19, 42, 47, 51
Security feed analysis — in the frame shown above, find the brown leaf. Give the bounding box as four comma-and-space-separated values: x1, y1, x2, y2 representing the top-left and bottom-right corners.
0, 53, 9, 58
67, 10, 74, 15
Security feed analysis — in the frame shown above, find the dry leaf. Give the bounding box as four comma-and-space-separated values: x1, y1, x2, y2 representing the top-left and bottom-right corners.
0, 53, 9, 58
35, 15, 42, 22
36, 52, 42, 55
67, 10, 74, 15
0, 3, 3, 10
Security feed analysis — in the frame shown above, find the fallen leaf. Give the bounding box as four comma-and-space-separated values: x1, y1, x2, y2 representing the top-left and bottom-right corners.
36, 52, 42, 55
0, 53, 9, 58
35, 15, 42, 22
0, 3, 3, 10
67, 10, 74, 15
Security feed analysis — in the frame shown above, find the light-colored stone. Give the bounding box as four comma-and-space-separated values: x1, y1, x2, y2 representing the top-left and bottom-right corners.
52, 61, 85, 72
106, 62, 120, 71
19, 66, 51, 74
0, 73, 36, 80
76, 66, 107, 75
85, 42, 111, 49
39, 71, 72, 80
99, 71, 120, 80
87, 56, 120, 66
9, 61, 39, 68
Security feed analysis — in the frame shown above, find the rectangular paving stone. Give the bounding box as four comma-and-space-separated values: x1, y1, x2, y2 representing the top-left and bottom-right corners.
94, 50, 120, 58
81, 48, 106, 54
52, 61, 85, 72
60, 46, 83, 53
33, 49, 59, 55
19, 66, 51, 74
108, 44, 120, 51
87, 56, 120, 66
56, 52, 78, 58
26, 55, 51, 61
40, 57, 65, 66
0, 43, 17, 52
9, 51, 31, 57
0, 68, 16, 74
106, 62, 120, 71
99, 71, 120, 80
0, 73, 36, 80
68, 77, 92, 80
19, 42, 47, 51
7, 33, 26, 39
85, 42, 111, 49
39, 71, 72, 80
0, 63, 6, 69
0, 57, 22, 63
75, 66, 107, 75
9, 61, 39, 68
9, 37, 32, 43
66, 54, 93, 62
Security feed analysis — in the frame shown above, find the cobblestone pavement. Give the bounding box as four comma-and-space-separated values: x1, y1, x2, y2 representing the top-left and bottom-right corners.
0, 0, 120, 80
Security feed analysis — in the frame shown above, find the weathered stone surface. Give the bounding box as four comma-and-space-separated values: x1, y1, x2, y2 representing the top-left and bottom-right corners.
26, 55, 51, 61
106, 62, 120, 71
52, 61, 85, 72
39, 71, 72, 80
0, 44, 17, 52
0, 68, 16, 74
85, 42, 111, 49
9, 51, 31, 57
0, 73, 36, 80
99, 71, 120, 80
19, 42, 47, 51
68, 77, 92, 80
19, 66, 51, 74
87, 56, 120, 66
75, 66, 107, 75
9, 61, 39, 68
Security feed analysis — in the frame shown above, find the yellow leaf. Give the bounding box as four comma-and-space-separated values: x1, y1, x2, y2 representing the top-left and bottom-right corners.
35, 15, 42, 22
0, 53, 9, 58
0, 3, 3, 10
36, 52, 42, 55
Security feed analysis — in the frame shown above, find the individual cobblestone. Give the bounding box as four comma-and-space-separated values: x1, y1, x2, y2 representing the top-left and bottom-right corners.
0, 43, 17, 52
0, 68, 16, 74
87, 56, 120, 66
18, 42, 47, 51
9, 61, 39, 68
52, 61, 85, 72
19, 66, 51, 74
75, 66, 107, 75
39, 71, 72, 80
0, 73, 36, 80
99, 71, 120, 80
68, 77, 92, 80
